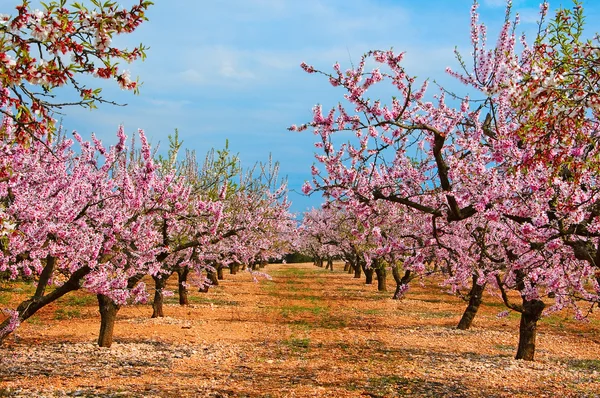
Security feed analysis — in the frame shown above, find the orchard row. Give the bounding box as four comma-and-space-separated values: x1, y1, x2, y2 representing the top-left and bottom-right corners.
0, 1, 295, 347
294, 1, 600, 362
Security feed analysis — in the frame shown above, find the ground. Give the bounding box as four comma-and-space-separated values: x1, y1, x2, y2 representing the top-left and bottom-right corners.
1, 262, 599, 397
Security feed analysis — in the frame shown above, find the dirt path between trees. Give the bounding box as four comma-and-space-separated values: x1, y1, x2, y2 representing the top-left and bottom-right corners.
1, 262, 599, 397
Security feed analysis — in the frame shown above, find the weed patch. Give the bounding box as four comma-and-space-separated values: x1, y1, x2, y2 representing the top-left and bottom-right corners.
64, 295, 96, 306
280, 305, 326, 318
284, 337, 310, 351
54, 308, 83, 320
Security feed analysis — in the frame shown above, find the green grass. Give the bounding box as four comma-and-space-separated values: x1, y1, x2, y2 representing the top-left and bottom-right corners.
64, 294, 96, 306
289, 319, 312, 330
0, 281, 36, 295
284, 337, 310, 351
280, 304, 327, 318
276, 268, 308, 277
27, 315, 44, 325
54, 308, 83, 320
484, 300, 511, 308
319, 316, 348, 329
0, 293, 9, 305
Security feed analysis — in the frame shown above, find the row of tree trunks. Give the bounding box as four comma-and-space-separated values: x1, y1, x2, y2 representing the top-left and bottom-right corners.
325, 257, 333, 271
321, 253, 546, 362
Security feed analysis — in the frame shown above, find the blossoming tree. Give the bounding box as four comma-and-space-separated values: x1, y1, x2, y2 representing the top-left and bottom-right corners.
0, 0, 151, 144
292, 0, 600, 360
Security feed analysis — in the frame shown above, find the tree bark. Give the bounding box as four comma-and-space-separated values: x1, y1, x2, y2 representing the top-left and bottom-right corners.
343, 262, 350, 272
96, 274, 144, 347
0, 266, 90, 344
457, 274, 486, 330
364, 266, 374, 285
326, 257, 333, 271
375, 267, 387, 292
392, 267, 411, 299
152, 275, 168, 318
97, 293, 120, 348
229, 263, 240, 275
515, 298, 545, 361
176, 267, 189, 305
34, 255, 56, 297
207, 270, 219, 286
353, 261, 361, 278
217, 265, 224, 280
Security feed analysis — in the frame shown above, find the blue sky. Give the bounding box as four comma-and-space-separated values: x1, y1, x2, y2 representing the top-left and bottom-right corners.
3, 0, 599, 216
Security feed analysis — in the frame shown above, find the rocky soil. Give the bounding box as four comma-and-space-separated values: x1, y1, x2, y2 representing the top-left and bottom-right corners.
1, 262, 599, 397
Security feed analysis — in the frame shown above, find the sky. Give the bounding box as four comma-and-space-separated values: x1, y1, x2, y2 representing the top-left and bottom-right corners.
2, 0, 600, 217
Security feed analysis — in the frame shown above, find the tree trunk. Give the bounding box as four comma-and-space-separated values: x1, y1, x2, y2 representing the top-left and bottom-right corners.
375, 267, 387, 292
353, 261, 361, 278
152, 275, 167, 318
0, 266, 90, 344
217, 265, 224, 280
176, 267, 189, 305
364, 267, 374, 285
207, 270, 219, 286
343, 262, 350, 272
392, 267, 411, 299
457, 274, 486, 330
326, 257, 333, 271
97, 294, 120, 348
515, 298, 545, 361
229, 263, 240, 275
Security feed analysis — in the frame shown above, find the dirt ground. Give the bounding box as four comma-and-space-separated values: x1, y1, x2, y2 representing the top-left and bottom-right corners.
1, 262, 599, 397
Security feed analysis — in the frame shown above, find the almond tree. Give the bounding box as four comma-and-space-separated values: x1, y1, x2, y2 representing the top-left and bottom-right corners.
292, 1, 600, 360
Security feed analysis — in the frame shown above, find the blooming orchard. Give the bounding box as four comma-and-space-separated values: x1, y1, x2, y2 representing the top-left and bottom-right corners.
0, 0, 295, 346
294, 0, 600, 361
